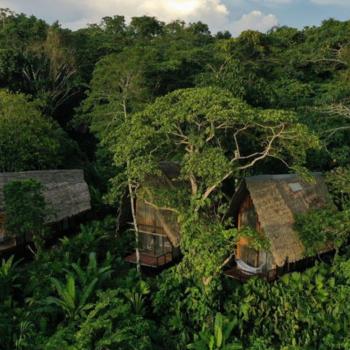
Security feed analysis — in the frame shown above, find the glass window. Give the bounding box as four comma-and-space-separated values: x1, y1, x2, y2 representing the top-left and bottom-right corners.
139, 232, 172, 256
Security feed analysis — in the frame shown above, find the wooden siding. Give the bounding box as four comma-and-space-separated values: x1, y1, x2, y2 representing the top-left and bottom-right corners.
127, 198, 180, 268
235, 195, 275, 270
136, 198, 165, 235
236, 195, 260, 267
135, 197, 180, 246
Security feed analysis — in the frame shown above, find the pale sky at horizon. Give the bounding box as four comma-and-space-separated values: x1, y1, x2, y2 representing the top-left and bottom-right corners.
0, 0, 349, 36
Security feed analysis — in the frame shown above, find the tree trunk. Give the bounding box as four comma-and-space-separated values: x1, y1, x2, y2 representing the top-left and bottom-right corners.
128, 179, 141, 274
115, 196, 124, 239
122, 97, 141, 275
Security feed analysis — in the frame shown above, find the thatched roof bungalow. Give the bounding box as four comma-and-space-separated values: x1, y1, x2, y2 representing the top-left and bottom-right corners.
0, 169, 91, 251
226, 173, 333, 281
125, 162, 181, 268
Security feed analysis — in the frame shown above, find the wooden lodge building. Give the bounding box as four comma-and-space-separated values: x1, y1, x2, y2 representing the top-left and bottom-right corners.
125, 162, 181, 268
225, 173, 333, 281
0, 169, 91, 253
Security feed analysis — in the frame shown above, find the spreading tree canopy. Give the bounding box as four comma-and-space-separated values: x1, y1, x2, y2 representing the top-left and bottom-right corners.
0, 90, 79, 172
114, 87, 320, 201
112, 87, 320, 286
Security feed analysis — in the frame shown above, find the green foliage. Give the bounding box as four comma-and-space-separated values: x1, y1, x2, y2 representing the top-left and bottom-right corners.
0, 91, 61, 172
223, 259, 350, 349
296, 207, 350, 255
58, 217, 123, 258
301, 104, 350, 169
74, 288, 155, 350
80, 48, 150, 145
43, 326, 77, 350
152, 267, 214, 348
188, 313, 241, 350
23, 217, 127, 307
113, 86, 319, 293
115, 87, 319, 196
237, 227, 270, 252
4, 179, 48, 253
46, 273, 98, 320
0, 255, 21, 302
0, 255, 29, 350
3, 9, 350, 350
124, 279, 150, 315
179, 212, 238, 286
21, 26, 79, 116
0, 90, 78, 172
326, 167, 350, 208
14, 319, 36, 350
0, 10, 48, 90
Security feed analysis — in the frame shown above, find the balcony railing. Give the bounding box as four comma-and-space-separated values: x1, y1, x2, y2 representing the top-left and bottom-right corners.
224, 266, 278, 282
127, 222, 168, 236
124, 251, 174, 268
125, 223, 175, 268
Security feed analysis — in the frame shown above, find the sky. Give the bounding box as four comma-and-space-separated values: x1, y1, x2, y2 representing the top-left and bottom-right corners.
0, 0, 349, 36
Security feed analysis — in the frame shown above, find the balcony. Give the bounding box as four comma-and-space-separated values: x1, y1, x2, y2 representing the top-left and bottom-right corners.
224, 266, 277, 282
125, 251, 174, 268
124, 223, 175, 268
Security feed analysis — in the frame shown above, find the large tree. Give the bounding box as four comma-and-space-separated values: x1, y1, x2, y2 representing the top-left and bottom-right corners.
81, 46, 154, 272
0, 90, 79, 172
22, 26, 79, 117
115, 87, 319, 200
113, 87, 320, 285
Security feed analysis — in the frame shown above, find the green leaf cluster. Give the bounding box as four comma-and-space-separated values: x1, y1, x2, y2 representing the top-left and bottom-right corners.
4, 179, 48, 252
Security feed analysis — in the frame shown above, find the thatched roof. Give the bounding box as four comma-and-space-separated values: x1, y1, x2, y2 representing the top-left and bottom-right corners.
0, 170, 91, 223
234, 173, 332, 266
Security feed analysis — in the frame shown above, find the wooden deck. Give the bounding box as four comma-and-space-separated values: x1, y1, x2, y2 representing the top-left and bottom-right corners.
125, 252, 173, 268
224, 266, 277, 282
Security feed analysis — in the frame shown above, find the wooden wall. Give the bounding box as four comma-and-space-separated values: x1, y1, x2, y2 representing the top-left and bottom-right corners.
236, 195, 258, 262
136, 199, 165, 235
236, 195, 275, 270
135, 198, 178, 257
136, 198, 180, 242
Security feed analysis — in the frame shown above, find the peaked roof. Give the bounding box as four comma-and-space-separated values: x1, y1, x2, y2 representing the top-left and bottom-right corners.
235, 173, 332, 266
0, 170, 91, 223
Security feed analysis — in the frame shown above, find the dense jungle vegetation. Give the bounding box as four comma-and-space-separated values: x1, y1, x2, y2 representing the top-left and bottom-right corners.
1, 8, 350, 349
